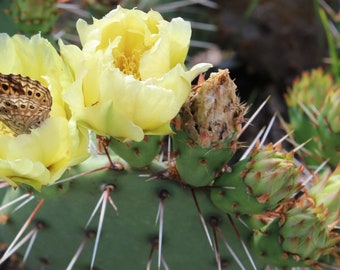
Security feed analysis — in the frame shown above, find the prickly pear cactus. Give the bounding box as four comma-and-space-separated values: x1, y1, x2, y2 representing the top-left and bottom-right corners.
284, 68, 340, 168
0, 154, 259, 269
0, 4, 339, 270
8, 0, 59, 35
251, 165, 340, 269
172, 71, 246, 187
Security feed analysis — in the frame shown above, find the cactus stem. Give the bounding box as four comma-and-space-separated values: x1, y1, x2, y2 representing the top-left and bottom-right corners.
238, 96, 269, 139
0, 199, 44, 264
0, 192, 32, 212
190, 189, 213, 249
66, 231, 95, 270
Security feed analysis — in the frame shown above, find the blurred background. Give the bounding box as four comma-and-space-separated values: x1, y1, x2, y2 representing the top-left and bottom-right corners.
0, 0, 336, 140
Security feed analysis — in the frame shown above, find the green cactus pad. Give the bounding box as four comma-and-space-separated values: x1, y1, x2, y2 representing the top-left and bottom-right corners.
172, 129, 236, 186
210, 159, 269, 215
252, 218, 309, 268
0, 155, 258, 269
110, 135, 163, 168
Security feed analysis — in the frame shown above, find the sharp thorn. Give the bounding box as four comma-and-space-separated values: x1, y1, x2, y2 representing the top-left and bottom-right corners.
0, 199, 44, 261
90, 189, 109, 269
228, 215, 257, 270
51, 165, 110, 186
240, 128, 265, 161
215, 225, 246, 270
259, 113, 277, 147
157, 200, 164, 270
191, 189, 213, 249
273, 130, 294, 147
85, 192, 105, 229
66, 232, 93, 270
12, 195, 35, 213
23, 228, 39, 262
0, 193, 31, 212
0, 227, 38, 264
238, 96, 270, 138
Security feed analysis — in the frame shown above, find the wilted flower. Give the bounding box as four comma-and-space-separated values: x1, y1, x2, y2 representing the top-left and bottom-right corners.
61, 6, 211, 142
180, 69, 246, 147
0, 34, 89, 190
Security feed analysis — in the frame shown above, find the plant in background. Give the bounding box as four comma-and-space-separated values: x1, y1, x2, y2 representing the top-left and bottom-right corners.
0, 3, 339, 270
283, 68, 340, 168
8, 0, 59, 35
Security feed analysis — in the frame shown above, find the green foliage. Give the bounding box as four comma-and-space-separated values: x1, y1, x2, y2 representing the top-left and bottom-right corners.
285, 68, 340, 168
8, 0, 59, 35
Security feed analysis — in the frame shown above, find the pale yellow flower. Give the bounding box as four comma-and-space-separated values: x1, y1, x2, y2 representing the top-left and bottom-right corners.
0, 34, 89, 190
61, 6, 211, 141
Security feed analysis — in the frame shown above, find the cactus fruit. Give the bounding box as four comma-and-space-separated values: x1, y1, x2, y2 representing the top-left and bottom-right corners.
251, 167, 340, 269
210, 143, 303, 215
284, 68, 340, 168
8, 0, 59, 35
172, 70, 246, 186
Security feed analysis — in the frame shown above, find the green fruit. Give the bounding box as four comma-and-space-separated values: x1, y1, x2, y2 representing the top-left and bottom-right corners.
211, 143, 302, 215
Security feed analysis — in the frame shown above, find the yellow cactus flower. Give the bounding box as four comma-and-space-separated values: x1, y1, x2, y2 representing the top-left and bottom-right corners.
61, 6, 212, 141
0, 34, 89, 190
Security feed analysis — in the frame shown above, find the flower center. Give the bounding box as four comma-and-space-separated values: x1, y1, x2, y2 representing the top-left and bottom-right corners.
113, 48, 142, 80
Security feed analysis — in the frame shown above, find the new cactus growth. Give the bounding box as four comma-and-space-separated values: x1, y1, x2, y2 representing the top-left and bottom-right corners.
210, 143, 303, 215
252, 166, 340, 268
